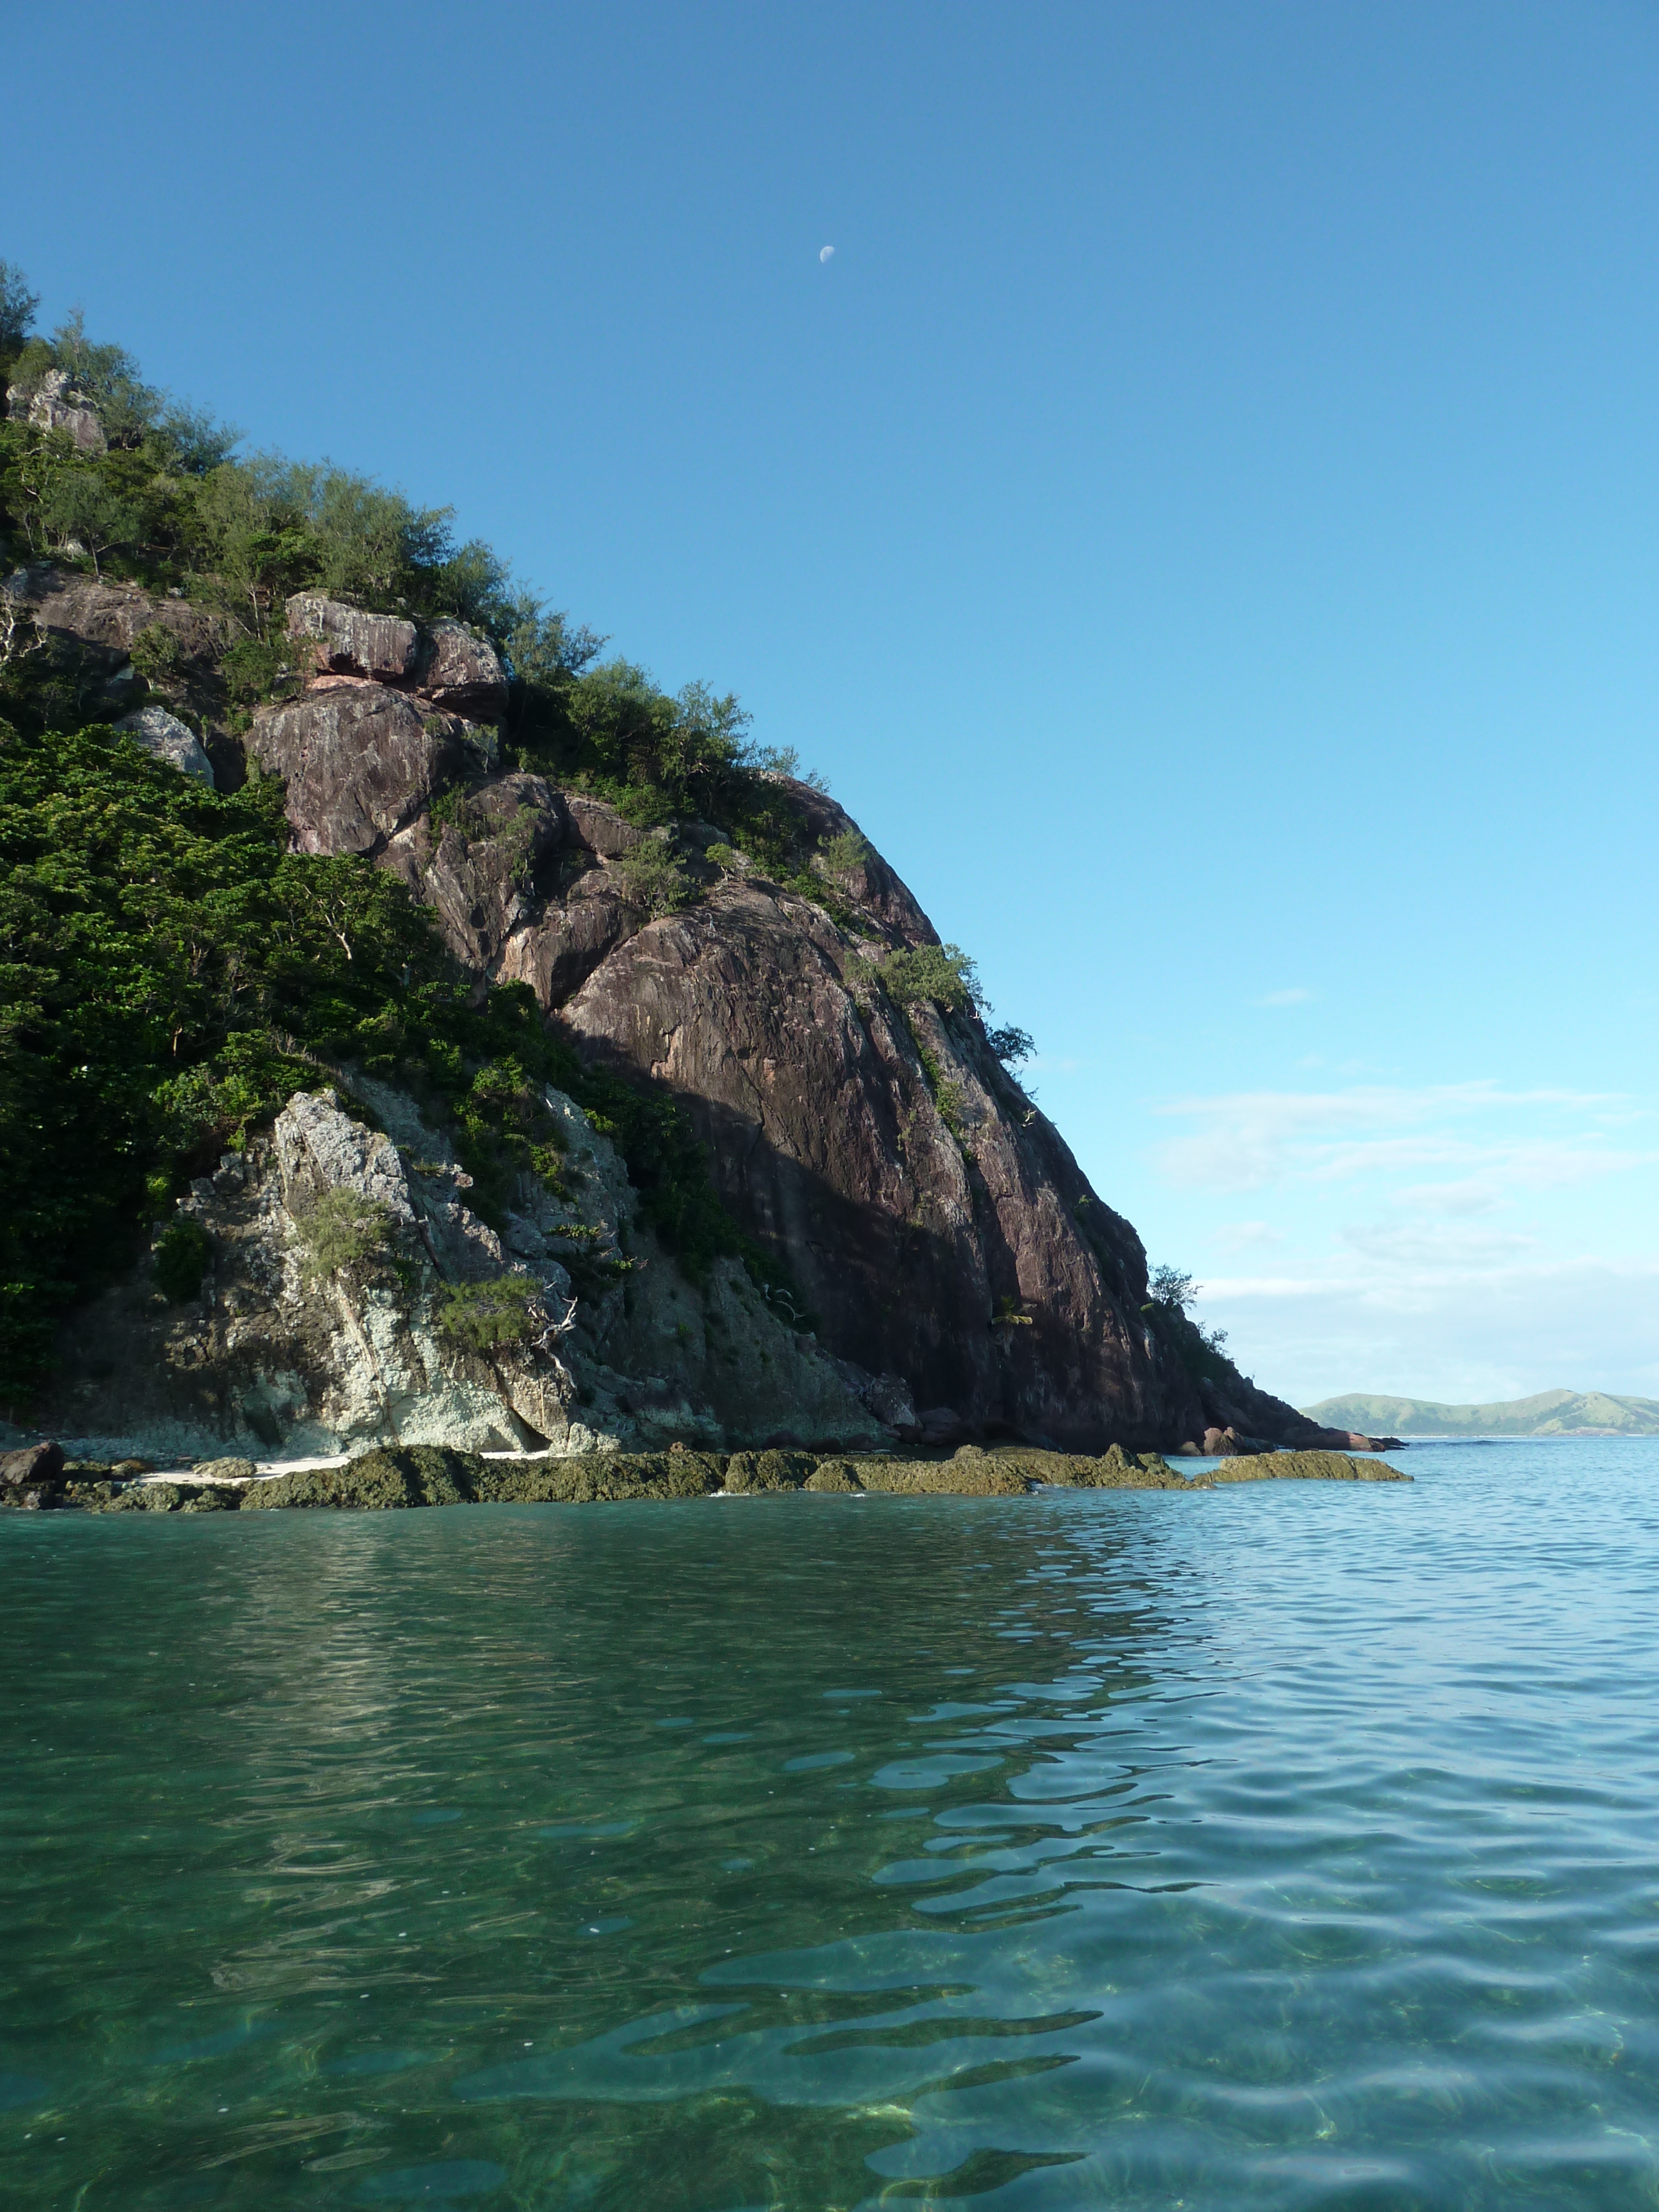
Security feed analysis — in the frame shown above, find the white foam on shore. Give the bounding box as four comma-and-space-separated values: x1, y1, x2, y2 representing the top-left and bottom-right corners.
141, 1445, 577, 1486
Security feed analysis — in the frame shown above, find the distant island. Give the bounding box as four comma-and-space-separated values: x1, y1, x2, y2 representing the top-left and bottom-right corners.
1302, 1390, 1659, 1438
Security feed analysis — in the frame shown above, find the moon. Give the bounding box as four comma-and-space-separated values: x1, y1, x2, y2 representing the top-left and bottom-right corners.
819, 244, 835, 263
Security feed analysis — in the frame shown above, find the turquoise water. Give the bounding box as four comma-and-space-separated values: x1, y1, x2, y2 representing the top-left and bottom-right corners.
3, 1442, 1658, 2209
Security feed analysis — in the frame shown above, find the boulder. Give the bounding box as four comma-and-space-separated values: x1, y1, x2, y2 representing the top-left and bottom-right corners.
285, 593, 420, 685
564, 793, 645, 858
113, 706, 215, 787
249, 684, 466, 855
190, 1457, 257, 1482
1, 1441, 65, 1489
418, 620, 508, 721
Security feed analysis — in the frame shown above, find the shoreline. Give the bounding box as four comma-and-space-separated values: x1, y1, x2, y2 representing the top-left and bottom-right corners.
2, 1441, 1410, 1514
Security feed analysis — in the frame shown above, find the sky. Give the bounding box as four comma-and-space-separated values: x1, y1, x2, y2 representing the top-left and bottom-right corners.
6, 1, 1656, 1407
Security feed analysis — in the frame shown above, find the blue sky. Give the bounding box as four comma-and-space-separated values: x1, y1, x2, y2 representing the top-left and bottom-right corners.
7, 1, 1656, 1405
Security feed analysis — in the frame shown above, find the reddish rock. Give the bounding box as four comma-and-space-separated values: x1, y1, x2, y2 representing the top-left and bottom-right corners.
285, 593, 420, 685
554, 880, 1197, 1449
249, 684, 466, 855
383, 774, 566, 971
497, 874, 638, 1003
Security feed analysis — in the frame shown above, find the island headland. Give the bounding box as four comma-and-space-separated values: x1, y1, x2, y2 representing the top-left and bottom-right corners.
0, 278, 1396, 1483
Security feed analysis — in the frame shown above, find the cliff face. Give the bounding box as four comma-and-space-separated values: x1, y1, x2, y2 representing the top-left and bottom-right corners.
222, 612, 1196, 1451
11, 564, 1365, 1460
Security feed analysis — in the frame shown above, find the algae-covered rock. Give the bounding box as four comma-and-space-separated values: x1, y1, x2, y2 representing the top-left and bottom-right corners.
804, 1459, 864, 1492
192, 1456, 257, 1483
242, 1446, 482, 1510
853, 1456, 1034, 1497
473, 1451, 724, 1503
1207, 1449, 1410, 1484
102, 1480, 243, 1512
1036, 1443, 1198, 1489
723, 1449, 817, 1493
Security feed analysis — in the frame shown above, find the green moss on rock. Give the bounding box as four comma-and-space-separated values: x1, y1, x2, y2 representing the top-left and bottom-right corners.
723, 1449, 817, 1492
472, 1451, 724, 1503
242, 1447, 482, 1510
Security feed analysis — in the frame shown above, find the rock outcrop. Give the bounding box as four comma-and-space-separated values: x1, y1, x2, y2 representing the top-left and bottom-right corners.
2, 562, 220, 669
283, 593, 508, 719
5, 368, 105, 453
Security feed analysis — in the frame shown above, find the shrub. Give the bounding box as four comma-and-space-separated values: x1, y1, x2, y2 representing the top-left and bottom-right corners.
128, 621, 184, 688
293, 1190, 393, 1278
440, 1275, 535, 1353
876, 942, 984, 1014
985, 1023, 1035, 1066
155, 1217, 211, 1301
816, 829, 868, 884
617, 838, 693, 916
705, 840, 738, 871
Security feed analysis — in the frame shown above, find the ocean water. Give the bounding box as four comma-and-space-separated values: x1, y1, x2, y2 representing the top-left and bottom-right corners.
3, 1440, 1657, 2210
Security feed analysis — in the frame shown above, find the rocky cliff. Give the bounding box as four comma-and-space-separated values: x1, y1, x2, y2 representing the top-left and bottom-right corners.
7, 562, 1381, 1467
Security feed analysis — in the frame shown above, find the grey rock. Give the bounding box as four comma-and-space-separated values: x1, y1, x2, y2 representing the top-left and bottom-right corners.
6, 368, 105, 453
274, 1089, 415, 1222
113, 706, 215, 787
191, 1456, 257, 1481
1, 1441, 65, 1489
2, 564, 220, 669
564, 793, 645, 858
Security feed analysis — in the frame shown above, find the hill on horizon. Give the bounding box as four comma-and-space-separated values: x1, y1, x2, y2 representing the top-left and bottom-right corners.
1302, 1390, 1659, 1438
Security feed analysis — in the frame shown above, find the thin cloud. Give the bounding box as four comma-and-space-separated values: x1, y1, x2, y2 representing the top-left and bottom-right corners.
1256, 986, 1314, 1006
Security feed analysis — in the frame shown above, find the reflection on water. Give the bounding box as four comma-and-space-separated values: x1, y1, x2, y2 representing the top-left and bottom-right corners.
3, 1442, 1659, 2208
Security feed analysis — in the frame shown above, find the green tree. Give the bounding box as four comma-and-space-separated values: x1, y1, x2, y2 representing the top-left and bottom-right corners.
0, 259, 39, 366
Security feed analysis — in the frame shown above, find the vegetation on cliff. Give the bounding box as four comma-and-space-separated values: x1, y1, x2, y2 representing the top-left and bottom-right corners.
0, 272, 899, 1397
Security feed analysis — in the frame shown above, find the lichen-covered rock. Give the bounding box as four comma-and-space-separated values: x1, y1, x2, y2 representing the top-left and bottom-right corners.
113, 705, 214, 786
804, 1459, 863, 1491
6, 369, 105, 452
249, 684, 471, 857
852, 1457, 1034, 1497
101, 1480, 242, 1512
471, 1452, 724, 1503
191, 1455, 257, 1482
243, 1446, 481, 1510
